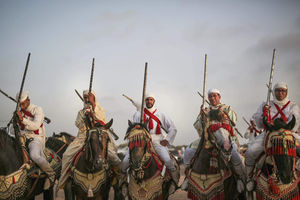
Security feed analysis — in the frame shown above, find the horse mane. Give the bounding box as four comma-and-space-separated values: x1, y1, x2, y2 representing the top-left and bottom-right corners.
0, 128, 24, 160
46, 136, 68, 158
126, 122, 148, 134
54, 132, 73, 138
263, 115, 296, 132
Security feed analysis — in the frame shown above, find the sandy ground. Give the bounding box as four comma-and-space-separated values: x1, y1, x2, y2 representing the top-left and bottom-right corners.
36, 165, 187, 200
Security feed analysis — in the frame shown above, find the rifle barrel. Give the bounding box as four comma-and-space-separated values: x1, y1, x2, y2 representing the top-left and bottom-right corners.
89, 58, 95, 93
202, 54, 207, 107
140, 62, 148, 123
75, 89, 84, 102
266, 49, 276, 106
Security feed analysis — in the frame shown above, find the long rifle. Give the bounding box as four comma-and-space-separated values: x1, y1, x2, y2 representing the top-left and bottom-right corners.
202, 54, 207, 109
89, 58, 95, 93
197, 91, 244, 138
1, 89, 51, 124
264, 48, 276, 123
75, 89, 84, 102
266, 49, 276, 107
75, 88, 119, 140
85, 58, 95, 129
13, 53, 31, 143
122, 94, 140, 111
140, 63, 148, 123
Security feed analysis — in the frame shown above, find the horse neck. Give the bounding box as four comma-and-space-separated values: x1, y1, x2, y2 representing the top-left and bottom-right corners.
0, 141, 24, 175
75, 138, 105, 173
192, 144, 228, 175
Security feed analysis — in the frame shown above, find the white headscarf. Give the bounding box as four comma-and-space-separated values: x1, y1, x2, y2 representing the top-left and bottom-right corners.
208, 88, 221, 96
83, 90, 98, 106
16, 91, 29, 103
272, 82, 289, 106
145, 93, 156, 112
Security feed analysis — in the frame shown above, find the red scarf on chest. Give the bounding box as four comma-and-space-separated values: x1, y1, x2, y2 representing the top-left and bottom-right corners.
272, 101, 290, 122
143, 108, 162, 135
18, 110, 43, 135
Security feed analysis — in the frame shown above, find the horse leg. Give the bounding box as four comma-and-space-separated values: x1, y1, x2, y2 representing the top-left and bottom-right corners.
64, 180, 75, 200
43, 186, 54, 200
162, 181, 171, 200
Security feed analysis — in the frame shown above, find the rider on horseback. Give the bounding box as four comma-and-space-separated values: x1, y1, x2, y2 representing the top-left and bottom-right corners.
181, 88, 246, 192
121, 93, 180, 189
245, 82, 300, 191
14, 91, 55, 190
58, 90, 121, 189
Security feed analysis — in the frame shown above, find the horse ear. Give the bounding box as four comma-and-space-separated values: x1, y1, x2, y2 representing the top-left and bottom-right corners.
52, 132, 55, 137
105, 119, 113, 129
263, 115, 274, 132
128, 120, 133, 127
286, 115, 296, 130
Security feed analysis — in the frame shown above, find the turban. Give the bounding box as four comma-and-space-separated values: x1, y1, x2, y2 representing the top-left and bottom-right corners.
208, 88, 220, 96
273, 82, 288, 91
145, 93, 156, 100
16, 91, 29, 103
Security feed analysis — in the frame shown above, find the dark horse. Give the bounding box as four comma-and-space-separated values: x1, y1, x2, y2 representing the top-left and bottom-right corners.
0, 127, 55, 200
248, 116, 300, 200
45, 132, 75, 200
70, 119, 121, 200
187, 113, 244, 200
123, 121, 176, 200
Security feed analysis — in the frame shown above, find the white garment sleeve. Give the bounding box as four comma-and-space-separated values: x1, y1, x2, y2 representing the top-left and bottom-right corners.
131, 111, 141, 123
251, 102, 265, 129
193, 113, 203, 137
22, 106, 44, 131
75, 110, 86, 133
160, 113, 177, 145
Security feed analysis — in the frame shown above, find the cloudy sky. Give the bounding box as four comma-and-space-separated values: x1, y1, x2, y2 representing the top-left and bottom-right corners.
0, 0, 299, 145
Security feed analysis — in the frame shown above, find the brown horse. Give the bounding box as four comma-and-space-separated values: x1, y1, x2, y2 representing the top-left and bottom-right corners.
123, 121, 176, 200
248, 116, 300, 200
46, 132, 75, 200
69, 119, 121, 200
186, 112, 245, 200
0, 127, 60, 200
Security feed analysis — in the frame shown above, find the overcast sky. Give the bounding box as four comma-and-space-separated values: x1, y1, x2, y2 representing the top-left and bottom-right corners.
0, 0, 300, 145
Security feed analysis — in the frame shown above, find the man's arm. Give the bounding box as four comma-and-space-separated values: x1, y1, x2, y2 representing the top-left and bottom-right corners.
251, 102, 265, 129
160, 113, 177, 145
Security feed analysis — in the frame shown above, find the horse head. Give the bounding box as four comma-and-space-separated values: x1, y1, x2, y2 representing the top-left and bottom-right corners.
125, 120, 153, 182
84, 119, 113, 171
263, 115, 296, 184
52, 132, 75, 145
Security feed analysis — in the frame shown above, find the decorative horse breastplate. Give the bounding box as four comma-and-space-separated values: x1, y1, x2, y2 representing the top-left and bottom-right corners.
255, 129, 300, 200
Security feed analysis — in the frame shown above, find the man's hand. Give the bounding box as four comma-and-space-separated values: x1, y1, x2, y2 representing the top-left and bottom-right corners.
160, 139, 169, 146
249, 120, 255, 132
263, 104, 270, 113
16, 111, 23, 121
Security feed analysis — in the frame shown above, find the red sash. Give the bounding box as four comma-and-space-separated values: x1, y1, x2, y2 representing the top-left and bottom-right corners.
87, 111, 105, 126
272, 101, 290, 122
19, 110, 43, 135
144, 108, 162, 135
